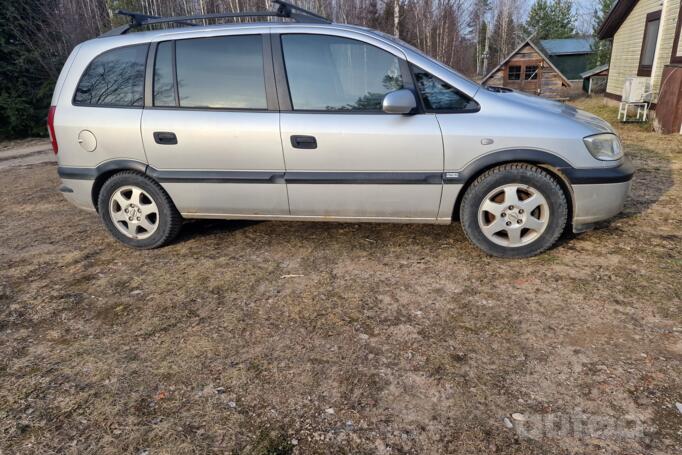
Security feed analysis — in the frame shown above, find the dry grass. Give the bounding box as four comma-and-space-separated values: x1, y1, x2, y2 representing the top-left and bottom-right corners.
0, 97, 680, 454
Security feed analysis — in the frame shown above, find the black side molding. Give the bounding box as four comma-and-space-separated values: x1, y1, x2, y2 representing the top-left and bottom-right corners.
58, 166, 97, 180
57, 154, 634, 187
58, 159, 148, 180
444, 149, 634, 185
443, 149, 573, 184
146, 169, 285, 184
284, 172, 443, 184
562, 158, 634, 184
57, 165, 444, 185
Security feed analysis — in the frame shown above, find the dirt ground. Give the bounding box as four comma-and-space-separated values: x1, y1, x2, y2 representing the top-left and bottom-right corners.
0, 98, 680, 454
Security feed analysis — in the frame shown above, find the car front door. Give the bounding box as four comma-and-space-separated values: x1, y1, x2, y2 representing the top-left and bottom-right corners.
275, 32, 444, 220
141, 33, 288, 217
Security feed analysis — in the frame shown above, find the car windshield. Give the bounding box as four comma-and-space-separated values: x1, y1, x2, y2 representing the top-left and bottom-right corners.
369, 30, 480, 88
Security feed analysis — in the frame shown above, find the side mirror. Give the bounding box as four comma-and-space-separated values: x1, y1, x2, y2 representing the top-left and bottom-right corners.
382, 89, 417, 114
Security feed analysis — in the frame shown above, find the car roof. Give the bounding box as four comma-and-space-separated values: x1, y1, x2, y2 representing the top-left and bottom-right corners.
95, 21, 377, 44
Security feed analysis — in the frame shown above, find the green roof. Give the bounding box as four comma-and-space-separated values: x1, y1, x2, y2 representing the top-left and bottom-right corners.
540, 38, 594, 55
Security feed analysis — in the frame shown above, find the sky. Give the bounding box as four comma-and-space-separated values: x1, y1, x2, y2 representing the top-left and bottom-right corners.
573, 0, 600, 34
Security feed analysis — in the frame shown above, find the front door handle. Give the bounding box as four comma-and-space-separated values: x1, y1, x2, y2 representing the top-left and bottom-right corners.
153, 131, 177, 145
291, 135, 317, 149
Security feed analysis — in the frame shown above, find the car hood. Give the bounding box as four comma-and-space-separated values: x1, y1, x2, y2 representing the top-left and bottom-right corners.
485, 89, 616, 135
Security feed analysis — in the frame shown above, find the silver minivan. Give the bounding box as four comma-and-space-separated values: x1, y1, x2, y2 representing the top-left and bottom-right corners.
49, 1, 633, 258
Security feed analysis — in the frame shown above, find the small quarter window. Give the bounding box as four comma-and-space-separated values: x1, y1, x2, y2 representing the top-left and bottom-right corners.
507, 65, 521, 81
153, 41, 176, 107
412, 66, 478, 112
74, 44, 148, 107
524, 65, 539, 80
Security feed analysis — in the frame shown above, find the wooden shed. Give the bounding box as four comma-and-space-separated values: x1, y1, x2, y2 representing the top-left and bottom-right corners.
580, 63, 609, 95
481, 37, 572, 99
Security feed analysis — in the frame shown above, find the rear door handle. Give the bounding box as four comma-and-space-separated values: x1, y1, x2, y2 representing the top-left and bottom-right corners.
153, 131, 177, 145
291, 135, 317, 149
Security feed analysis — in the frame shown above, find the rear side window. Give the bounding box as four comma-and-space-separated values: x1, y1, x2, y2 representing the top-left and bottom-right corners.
174, 35, 267, 109
281, 34, 403, 111
74, 44, 148, 107
412, 66, 479, 112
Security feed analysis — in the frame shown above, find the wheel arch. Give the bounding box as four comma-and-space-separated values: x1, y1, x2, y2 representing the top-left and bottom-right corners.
451, 150, 575, 227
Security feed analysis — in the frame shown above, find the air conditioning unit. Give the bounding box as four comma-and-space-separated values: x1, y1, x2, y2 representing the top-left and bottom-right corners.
622, 77, 651, 103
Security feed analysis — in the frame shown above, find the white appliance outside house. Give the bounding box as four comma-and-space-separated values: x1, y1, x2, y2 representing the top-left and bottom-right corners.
619, 77, 652, 122
622, 77, 651, 103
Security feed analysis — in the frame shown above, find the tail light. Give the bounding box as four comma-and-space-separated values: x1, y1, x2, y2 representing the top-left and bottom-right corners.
47, 106, 58, 154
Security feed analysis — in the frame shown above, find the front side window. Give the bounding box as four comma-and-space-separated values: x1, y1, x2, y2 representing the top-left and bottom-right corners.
412, 66, 478, 112
175, 35, 267, 109
281, 34, 403, 111
74, 44, 148, 107
507, 65, 521, 81
638, 11, 661, 76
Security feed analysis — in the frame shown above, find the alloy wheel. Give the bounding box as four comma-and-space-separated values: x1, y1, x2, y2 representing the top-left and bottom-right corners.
108, 185, 159, 240
477, 183, 550, 247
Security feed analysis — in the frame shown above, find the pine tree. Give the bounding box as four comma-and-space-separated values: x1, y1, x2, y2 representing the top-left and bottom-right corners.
590, 0, 616, 66
524, 0, 576, 40
0, 0, 54, 139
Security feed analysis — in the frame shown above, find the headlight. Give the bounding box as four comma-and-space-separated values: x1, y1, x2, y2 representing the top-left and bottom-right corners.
583, 133, 623, 161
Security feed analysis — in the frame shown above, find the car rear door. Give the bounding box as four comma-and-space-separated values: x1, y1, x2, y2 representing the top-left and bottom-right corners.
141, 32, 288, 216
274, 32, 444, 220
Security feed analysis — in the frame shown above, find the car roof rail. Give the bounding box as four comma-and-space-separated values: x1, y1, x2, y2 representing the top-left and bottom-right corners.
99, 0, 331, 37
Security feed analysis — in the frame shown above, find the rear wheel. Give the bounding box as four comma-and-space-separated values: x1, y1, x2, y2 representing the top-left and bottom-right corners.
459, 163, 568, 258
98, 171, 182, 249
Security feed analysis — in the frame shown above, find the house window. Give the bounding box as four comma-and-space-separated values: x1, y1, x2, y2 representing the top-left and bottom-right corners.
507, 65, 521, 81
672, 4, 682, 64
638, 11, 661, 77
524, 65, 539, 80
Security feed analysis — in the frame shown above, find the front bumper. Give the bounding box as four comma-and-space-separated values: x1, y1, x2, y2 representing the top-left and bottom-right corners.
567, 158, 634, 232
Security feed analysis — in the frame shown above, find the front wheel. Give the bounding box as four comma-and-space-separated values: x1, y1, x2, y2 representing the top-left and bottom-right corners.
98, 171, 183, 249
459, 163, 568, 258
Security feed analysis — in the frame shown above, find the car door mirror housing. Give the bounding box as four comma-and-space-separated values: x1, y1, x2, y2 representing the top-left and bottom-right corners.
382, 89, 417, 114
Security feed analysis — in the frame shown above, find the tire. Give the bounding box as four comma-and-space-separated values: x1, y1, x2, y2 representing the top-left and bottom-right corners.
459, 163, 568, 258
98, 171, 183, 249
